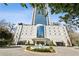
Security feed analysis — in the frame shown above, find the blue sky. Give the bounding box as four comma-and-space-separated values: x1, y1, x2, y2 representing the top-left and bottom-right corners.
0, 3, 64, 24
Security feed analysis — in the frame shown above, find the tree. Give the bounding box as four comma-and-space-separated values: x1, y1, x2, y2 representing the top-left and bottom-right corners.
48, 4, 79, 28
0, 19, 15, 32
0, 20, 14, 47
68, 31, 79, 46
0, 27, 14, 47
8, 22, 15, 32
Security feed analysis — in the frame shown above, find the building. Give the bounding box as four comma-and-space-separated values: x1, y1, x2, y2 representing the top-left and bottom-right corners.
14, 5, 72, 46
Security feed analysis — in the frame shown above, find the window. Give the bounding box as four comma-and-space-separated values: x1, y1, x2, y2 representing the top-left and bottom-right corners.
53, 27, 55, 29
63, 29, 65, 32
53, 30, 55, 32
59, 33, 61, 35
49, 27, 50, 29
49, 30, 51, 32
16, 36, 17, 38
63, 27, 65, 29
64, 32, 66, 35
31, 30, 32, 32
17, 33, 18, 35
54, 33, 56, 35
31, 27, 33, 29
66, 36, 68, 39
50, 33, 51, 35
57, 27, 59, 29
22, 33, 23, 35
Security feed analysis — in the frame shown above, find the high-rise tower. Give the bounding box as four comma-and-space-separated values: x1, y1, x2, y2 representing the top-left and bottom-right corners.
32, 4, 50, 25
14, 4, 72, 46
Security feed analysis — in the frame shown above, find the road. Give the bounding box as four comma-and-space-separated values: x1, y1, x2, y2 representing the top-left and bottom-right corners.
0, 46, 79, 56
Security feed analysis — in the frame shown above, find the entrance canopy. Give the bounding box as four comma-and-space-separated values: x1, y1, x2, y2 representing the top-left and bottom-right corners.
32, 38, 50, 41
32, 38, 50, 45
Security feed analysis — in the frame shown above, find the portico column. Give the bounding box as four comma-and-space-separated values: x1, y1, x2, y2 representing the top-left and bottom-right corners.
44, 41, 46, 46
35, 41, 37, 46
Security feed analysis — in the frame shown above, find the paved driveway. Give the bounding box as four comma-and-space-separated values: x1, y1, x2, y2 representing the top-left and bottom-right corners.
0, 46, 79, 56
54, 47, 79, 56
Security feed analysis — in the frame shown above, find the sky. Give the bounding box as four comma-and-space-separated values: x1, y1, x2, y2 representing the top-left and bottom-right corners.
0, 3, 64, 24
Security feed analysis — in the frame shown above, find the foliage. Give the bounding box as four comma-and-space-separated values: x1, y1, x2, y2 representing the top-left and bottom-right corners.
68, 31, 79, 46
4, 3, 8, 6
26, 46, 55, 53
32, 48, 51, 52
0, 27, 14, 47
0, 19, 14, 47
20, 3, 27, 8
0, 19, 15, 32
30, 3, 45, 10
76, 40, 79, 46
48, 3, 79, 28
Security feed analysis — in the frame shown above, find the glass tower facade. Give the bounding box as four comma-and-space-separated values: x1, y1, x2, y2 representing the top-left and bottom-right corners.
35, 14, 47, 25
32, 5, 49, 38
32, 6, 49, 25
37, 26, 44, 38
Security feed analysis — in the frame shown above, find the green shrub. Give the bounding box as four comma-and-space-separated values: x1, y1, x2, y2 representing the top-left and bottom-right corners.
0, 27, 14, 47
31, 47, 55, 53
26, 46, 55, 53
76, 40, 79, 46
32, 48, 55, 52
32, 48, 50, 52
49, 46, 53, 49
49, 46, 55, 52
0, 41, 8, 47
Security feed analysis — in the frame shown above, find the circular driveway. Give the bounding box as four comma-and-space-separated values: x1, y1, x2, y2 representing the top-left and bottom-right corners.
0, 46, 79, 56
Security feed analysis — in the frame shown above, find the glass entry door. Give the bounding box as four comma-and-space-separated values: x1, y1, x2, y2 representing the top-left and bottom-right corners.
37, 26, 44, 38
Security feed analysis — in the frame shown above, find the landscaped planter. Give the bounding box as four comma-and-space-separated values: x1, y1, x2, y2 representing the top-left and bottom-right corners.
26, 46, 55, 53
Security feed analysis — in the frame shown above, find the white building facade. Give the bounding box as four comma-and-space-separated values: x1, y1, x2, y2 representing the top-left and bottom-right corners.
14, 5, 72, 46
